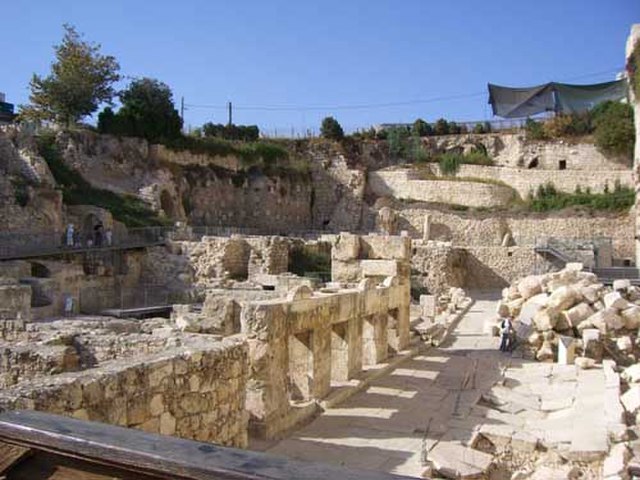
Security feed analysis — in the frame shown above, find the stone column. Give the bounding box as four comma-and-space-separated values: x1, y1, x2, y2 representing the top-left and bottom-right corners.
330, 322, 350, 382
422, 214, 431, 242
362, 313, 389, 365
312, 324, 332, 399
626, 25, 640, 265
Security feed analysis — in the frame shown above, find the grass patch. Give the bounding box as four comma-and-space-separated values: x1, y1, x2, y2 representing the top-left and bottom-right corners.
527, 182, 634, 212
37, 134, 168, 227
162, 136, 310, 180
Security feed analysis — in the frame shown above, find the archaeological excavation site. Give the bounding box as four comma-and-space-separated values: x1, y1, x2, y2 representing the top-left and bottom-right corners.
1, 15, 640, 480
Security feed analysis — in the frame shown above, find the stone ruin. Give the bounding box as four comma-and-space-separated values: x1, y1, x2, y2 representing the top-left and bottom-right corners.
0, 233, 415, 447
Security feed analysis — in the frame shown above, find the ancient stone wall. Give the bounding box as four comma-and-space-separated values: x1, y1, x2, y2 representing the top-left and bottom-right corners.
368, 169, 518, 207
398, 207, 635, 260
0, 335, 249, 448
435, 164, 633, 197
242, 234, 411, 439
418, 133, 628, 171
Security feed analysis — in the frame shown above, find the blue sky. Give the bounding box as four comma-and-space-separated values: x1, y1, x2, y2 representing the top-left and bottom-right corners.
2, 0, 638, 134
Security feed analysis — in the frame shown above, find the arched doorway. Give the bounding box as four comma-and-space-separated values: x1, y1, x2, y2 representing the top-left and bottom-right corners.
160, 190, 177, 219
82, 214, 100, 245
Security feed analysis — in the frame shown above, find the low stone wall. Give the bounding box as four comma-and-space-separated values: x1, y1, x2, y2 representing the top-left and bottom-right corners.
436, 164, 633, 197
0, 335, 249, 448
368, 170, 517, 208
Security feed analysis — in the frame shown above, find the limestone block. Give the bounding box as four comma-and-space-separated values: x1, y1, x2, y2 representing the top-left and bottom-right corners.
604, 291, 632, 310
517, 275, 543, 300
617, 336, 633, 353
420, 295, 437, 319
332, 234, 360, 261
603, 443, 630, 478
533, 308, 556, 331
580, 284, 604, 304
547, 286, 580, 312
623, 364, 640, 383
621, 306, 640, 329
518, 293, 548, 326
360, 259, 398, 277
527, 331, 543, 348
536, 341, 554, 362
557, 336, 576, 365
613, 279, 632, 291
562, 302, 594, 328
574, 356, 596, 369
621, 385, 640, 414
565, 262, 584, 272
287, 285, 314, 301
506, 297, 525, 317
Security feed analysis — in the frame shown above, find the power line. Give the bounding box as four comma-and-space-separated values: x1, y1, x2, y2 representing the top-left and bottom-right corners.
183, 66, 624, 113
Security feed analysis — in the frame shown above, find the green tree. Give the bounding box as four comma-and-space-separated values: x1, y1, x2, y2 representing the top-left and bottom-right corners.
98, 78, 183, 141
21, 24, 120, 125
412, 118, 432, 137
591, 101, 635, 160
433, 118, 449, 136
320, 116, 344, 141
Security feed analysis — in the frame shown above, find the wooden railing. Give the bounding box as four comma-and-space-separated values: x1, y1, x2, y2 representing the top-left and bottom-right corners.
0, 410, 414, 480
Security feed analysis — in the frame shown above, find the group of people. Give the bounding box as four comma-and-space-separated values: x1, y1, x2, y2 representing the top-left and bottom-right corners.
64, 222, 112, 248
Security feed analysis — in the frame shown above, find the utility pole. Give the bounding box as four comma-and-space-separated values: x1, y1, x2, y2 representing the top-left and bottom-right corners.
180, 96, 185, 123
227, 101, 232, 127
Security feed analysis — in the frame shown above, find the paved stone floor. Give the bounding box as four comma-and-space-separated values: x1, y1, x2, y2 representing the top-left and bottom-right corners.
265, 291, 612, 478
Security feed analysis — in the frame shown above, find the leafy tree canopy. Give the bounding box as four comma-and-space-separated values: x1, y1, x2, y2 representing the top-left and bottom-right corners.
21, 24, 120, 125
320, 116, 344, 141
98, 78, 183, 141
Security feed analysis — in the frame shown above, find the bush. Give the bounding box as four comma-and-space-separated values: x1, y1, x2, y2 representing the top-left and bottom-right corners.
202, 123, 259, 141
320, 116, 344, 141
525, 118, 546, 140
528, 181, 634, 212
627, 40, 640, 99
438, 152, 461, 176
387, 127, 410, 158
591, 101, 635, 160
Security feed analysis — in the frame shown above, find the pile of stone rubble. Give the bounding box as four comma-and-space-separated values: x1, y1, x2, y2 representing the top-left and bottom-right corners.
495, 263, 640, 365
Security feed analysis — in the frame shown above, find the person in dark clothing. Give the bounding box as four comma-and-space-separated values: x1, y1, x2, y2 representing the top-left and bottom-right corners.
499, 316, 514, 352
94, 222, 104, 247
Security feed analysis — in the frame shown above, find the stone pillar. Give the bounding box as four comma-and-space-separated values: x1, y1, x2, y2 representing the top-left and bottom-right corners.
422, 214, 431, 242
330, 322, 350, 382
362, 313, 389, 365
347, 315, 363, 377
312, 324, 331, 399
557, 336, 576, 365
626, 25, 640, 265
288, 331, 313, 401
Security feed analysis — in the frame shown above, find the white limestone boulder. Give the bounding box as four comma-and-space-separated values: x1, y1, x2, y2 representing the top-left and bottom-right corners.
517, 275, 543, 300
562, 302, 594, 328
613, 279, 631, 291
621, 385, 640, 414
574, 356, 596, 369
603, 443, 630, 479
580, 284, 604, 304
622, 364, 640, 383
604, 291, 632, 310
536, 340, 554, 362
621, 306, 640, 330
533, 308, 557, 331
547, 286, 580, 312
517, 293, 548, 326
617, 336, 633, 353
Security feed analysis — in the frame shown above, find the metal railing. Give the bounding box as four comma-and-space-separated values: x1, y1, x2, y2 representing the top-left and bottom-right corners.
0, 227, 170, 260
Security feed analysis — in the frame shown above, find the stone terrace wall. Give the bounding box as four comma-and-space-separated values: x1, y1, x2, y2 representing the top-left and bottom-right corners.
435, 164, 633, 197
369, 169, 517, 208
0, 335, 249, 448
627, 25, 640, 265
398, 208, 635, 260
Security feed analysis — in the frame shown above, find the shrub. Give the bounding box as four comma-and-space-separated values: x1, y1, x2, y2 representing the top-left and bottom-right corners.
525, 118, 546, 140
591, 101, 635, 161
439, 152, 461, 176
627, 40, 640, 99
528, 181, 634, 212
473, 123, 485, 134
202, 123, 259, 142
320, 116, 344, 141
408, 136, 429, 162
387, 127, 410, 158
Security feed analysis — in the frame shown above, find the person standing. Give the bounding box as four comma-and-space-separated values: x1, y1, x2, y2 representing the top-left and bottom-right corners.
65, 224, 74, 247
499, 316, 513, 352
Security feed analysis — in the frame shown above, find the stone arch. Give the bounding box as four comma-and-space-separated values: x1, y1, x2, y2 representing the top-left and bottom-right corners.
160, 190, 177, 219
30, 262, 50, 278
